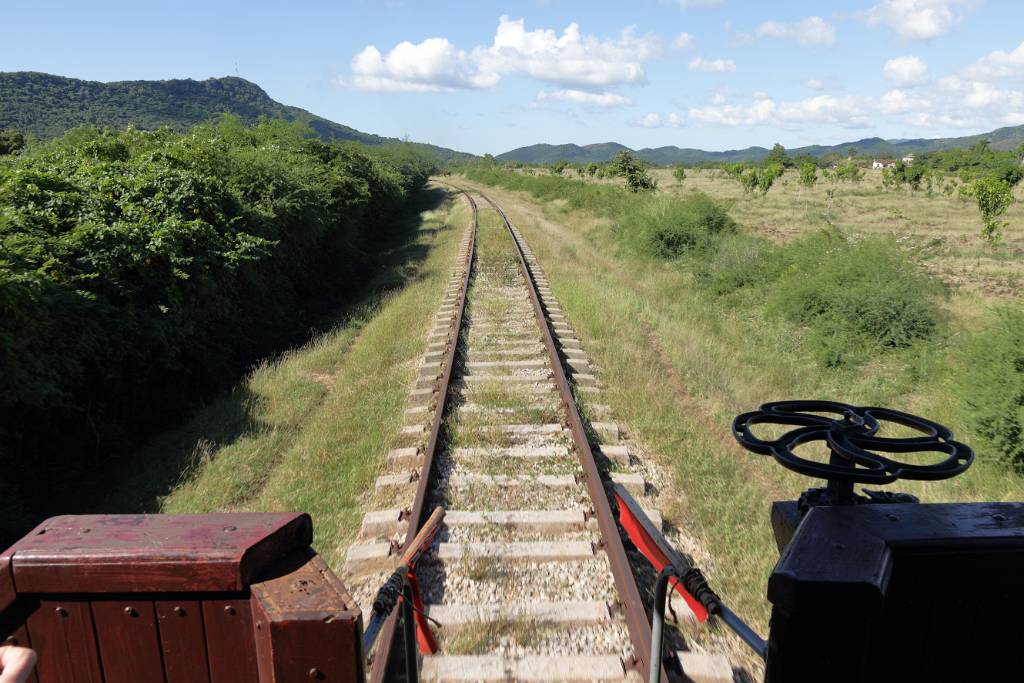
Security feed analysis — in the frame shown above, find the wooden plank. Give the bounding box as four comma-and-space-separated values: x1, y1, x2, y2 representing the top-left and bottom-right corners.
0, 555, 16, 616
203, 598, 258, 683
156, 600, 211, 683
91, 599, 165, 682
9, 513, 312, 594
25, 600, 103, 683
250, 551, 363, 682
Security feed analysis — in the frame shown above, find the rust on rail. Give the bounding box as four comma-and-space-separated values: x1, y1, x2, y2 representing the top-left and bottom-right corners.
367, 189, 477, 683
477, 191, 665, 683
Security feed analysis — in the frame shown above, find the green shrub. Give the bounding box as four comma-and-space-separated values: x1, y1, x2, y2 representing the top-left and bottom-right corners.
695, 229, 941, 366
766, 233, 940, 364
972, 176, 1014, 243
0, 117, 434, 539
617, 193, 737, 258
962, 306, 1024, 469
693, 232, 782, 295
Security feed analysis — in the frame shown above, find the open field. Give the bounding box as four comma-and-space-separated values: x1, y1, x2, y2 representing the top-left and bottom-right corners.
103, 185, 468, 568
454, 173, 1024, 637
654, 167, 1024, 299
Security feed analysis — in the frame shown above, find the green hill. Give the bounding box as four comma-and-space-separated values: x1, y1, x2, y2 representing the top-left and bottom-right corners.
497, 142, 632, 164
497, 126, 1024, 165
0, 71, 472, 161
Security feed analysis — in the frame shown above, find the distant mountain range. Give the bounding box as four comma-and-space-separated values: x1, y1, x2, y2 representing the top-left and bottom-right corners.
0, 72, 472, 162
497, 126, 1024, 165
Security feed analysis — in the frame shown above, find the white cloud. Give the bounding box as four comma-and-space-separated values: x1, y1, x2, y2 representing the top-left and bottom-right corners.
883, 56, 929, 86
689, 57, 736, 73
755, 16, 836, 45
938, 76, 1024, 110
536, 89, 632, 107
348, 39, 496, 92
688, 96, 776, 126
673, 32, 696, 49
344, 16, 659, 94
711, 91, 727, 104
688, 93, 873, 128
960, 41, 1024, 81
878, 89, 932, 114
806, 78, 826, 90
776, 95, 871, 127
636, 112, 684, 127
474, 16, 660, 89
1002, 112, 1024, 126
865, 1, 968, 41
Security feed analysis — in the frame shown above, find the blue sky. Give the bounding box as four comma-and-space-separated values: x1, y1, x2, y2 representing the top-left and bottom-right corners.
2, 1, 1023, 154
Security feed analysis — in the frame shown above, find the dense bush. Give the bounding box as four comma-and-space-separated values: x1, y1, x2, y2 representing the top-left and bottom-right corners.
617, 194, 736, 258
0, 117, 434, 538
698, 230, 941, 366
962, 307, 1024, 469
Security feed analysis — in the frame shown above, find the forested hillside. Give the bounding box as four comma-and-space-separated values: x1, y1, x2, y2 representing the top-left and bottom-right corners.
0, 117, 436, 541
497, 125, 1024, 165
0, 71, 471, 161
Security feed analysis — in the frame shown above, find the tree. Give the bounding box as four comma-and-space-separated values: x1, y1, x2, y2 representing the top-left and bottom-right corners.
586, 162, 599, 177
766, 143, 792, 168
0, 129, 25, 155
799, 162, 818, 189
673, 165, 686, 183
973, 177, 1014, 243
611, 151, 657, 192
551, 160, 569, 175
758, 163, 784, 194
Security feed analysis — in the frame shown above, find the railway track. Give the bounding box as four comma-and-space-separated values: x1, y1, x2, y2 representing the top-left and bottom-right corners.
342, 187, 698, 682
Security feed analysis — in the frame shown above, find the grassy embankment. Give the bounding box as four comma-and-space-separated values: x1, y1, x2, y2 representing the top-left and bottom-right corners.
105, 187, 468, 568
454, 168, 1024, 633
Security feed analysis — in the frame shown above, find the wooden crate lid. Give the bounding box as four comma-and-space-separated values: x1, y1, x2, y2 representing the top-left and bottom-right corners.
0, 513, 312, 595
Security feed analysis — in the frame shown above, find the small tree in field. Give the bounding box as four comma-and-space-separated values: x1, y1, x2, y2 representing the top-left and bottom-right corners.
758, 163, 784, 195
586, 162, 599, 177
799, 162, 818, 189
551, 160, 569, 175
766, 142, 792, 168
673, 165, 686, 183
611, 151, 657, 192
973, 177, 1015, 244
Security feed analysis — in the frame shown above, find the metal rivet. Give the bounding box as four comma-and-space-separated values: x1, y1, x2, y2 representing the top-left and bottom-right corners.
992, 513, 1007, 522
173, 606, 185, 616
55, 606, 67, 616
224, 606, 236, 616
886, 513, 900, 522
124, 606, 137, 617
223, 525, 237, 532
308, 668, 324, 679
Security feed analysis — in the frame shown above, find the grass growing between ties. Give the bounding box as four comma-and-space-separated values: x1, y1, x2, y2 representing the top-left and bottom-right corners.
453, 173, 1024, 651
103, 187, 470, 567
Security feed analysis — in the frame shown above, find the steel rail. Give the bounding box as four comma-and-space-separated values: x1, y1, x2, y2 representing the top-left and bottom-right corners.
368, 189, 477, 683
476, 190, 666, 683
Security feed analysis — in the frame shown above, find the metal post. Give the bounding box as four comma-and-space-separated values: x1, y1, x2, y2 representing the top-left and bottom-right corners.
402, 581, 419, 683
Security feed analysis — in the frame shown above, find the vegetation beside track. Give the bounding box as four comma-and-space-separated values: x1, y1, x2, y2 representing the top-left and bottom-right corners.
104, 188, 467, 565
0, 117, 436, 542
452, 172, 1024, 635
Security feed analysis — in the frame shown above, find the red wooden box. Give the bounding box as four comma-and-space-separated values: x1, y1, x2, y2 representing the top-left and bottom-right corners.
0, 513, 364, 682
